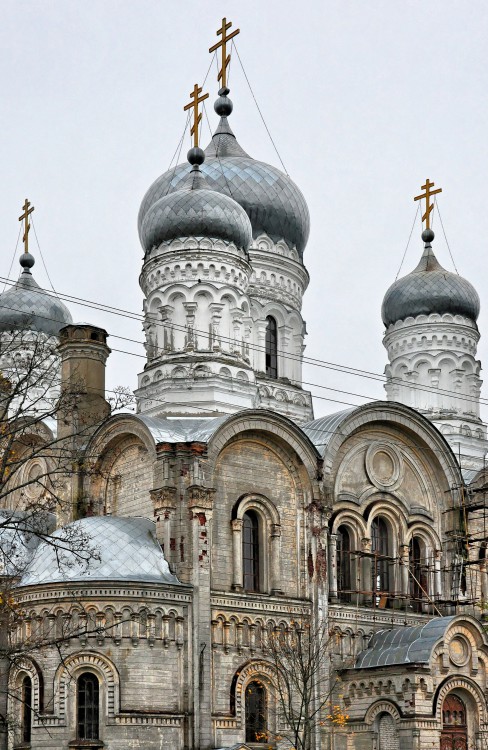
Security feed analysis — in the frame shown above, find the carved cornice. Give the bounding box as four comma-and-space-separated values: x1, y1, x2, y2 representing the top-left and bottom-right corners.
187, 484, 216, 510
150, 486, 177, 510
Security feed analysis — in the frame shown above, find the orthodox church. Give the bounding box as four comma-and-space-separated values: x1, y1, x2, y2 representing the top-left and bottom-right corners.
2, 19, 488, 750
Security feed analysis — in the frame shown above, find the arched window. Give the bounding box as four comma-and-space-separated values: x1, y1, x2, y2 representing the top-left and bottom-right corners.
245, 680, 267, 743
409, 536, 427, 612
77, 672, 99, 741
337, 525, 352, 603
21, 675, 32, 744
243, 511, 260, 592
265, 316, 278, 379
371, 516, 389, 602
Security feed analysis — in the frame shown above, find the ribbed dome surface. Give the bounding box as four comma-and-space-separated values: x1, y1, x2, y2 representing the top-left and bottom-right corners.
382, 243, 480, 327
0, 256, 72, 336
20, 516, 178, 586
139, 116, 310, 257
140, 165, 252, 253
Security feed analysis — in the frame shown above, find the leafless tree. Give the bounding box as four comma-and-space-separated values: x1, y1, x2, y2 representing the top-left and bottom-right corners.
252, 617, 351, 750
0, 327, 132, 749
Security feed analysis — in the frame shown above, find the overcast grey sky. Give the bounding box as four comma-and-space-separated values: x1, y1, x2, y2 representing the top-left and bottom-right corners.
1, 1, 487, 419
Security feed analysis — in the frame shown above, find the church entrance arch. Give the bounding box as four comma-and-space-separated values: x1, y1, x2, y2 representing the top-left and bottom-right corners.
440, 693, 468, 750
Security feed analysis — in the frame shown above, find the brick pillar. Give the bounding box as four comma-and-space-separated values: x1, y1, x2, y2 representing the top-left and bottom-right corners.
188, 485, 215, 750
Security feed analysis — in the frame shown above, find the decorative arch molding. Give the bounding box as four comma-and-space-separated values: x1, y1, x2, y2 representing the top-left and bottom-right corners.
331, 509, 367, 540
233, 493, 280, 527
88, 413, 158, 465
207, 409, 320, 483
434, 676, 487, 725
364, 499, 409, 541
406, 522, 441, 552
321, 401, 462, 500
55, 650, 120, 721
231, 659, 279, 723
364, 700, 402, 725
8, 657, 43, 714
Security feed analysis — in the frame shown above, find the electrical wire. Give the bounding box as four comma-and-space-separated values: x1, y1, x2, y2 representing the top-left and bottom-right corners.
2, 224, 21, 294
0, 273, 486, 412
31, 216, 57, 293
233, 42, 288, 176
395, 204, 420, 280
435, 198, 460, 274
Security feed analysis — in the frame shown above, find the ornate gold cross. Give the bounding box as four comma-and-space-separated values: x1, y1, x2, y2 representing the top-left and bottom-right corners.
18, 198, 34, 254
414, 179, 442, 230
184, 84, 209, 149
209, 17, 240, 89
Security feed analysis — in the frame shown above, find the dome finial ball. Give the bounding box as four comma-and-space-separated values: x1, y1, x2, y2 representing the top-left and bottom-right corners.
187, 147, 205, 166
422, 228, 435, 243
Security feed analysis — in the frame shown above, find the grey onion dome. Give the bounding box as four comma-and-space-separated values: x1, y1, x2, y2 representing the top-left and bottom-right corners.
138, 90, 310, 258
0, 253, 72, 336
382, 230, 480, 327
140, 158, 253, 254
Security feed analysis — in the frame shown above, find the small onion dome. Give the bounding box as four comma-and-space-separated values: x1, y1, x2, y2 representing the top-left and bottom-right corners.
140, 148, 252, 254
382, 229, 480, 327
0, 253, 72, 336
138, 90, 310, 258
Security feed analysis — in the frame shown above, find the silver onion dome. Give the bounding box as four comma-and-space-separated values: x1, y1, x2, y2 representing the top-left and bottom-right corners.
382, 229, 480, 327
140, 149, 253, 254
138, 90, 310, 258
0, 253, 72, 336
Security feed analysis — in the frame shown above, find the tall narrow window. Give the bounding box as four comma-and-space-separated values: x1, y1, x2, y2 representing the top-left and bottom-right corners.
337, 525, 351, 603
371, 517, 389, 600
409, 536, 426, 612
265, 316, 278, 379
243, 511, 260, 592
245, 680, 267, 743
21, 675, 32, 744
77, 673, 99, 741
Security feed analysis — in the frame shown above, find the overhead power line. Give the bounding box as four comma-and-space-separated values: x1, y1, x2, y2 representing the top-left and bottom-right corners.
0, 274, 485, 411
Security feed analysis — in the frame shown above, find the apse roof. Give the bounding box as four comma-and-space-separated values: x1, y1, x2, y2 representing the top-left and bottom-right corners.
20, 516, 178, 587
135, 414, 229, 444
355, 616, 455, 669
302, 408, 356, 453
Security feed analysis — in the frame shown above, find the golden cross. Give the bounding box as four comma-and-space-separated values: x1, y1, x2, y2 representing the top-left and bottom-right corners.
18, 198, 34, 254
209, 17, 240, 89
414, 179, 442, 230
183, 83, 209, 149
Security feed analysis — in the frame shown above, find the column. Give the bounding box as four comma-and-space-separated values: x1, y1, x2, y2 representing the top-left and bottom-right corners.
270, 523, 282, 595
230, 308, 244, 357
434, 549, 442, 601
209, 302, 224, 352
399, 544, 410, 600
242, 316, 253, 363
159, 304, 174, 352
231, 518, 243, 591
255, 320, 267, 373
183, 302, 198, 351
328, 533, 338, 602
361, 537, 373, 606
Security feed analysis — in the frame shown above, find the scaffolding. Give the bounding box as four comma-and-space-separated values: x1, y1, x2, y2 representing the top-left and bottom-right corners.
332, 468, 488, 616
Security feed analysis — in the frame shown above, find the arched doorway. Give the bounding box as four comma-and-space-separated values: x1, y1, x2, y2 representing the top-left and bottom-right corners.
440, 693, 467, 750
